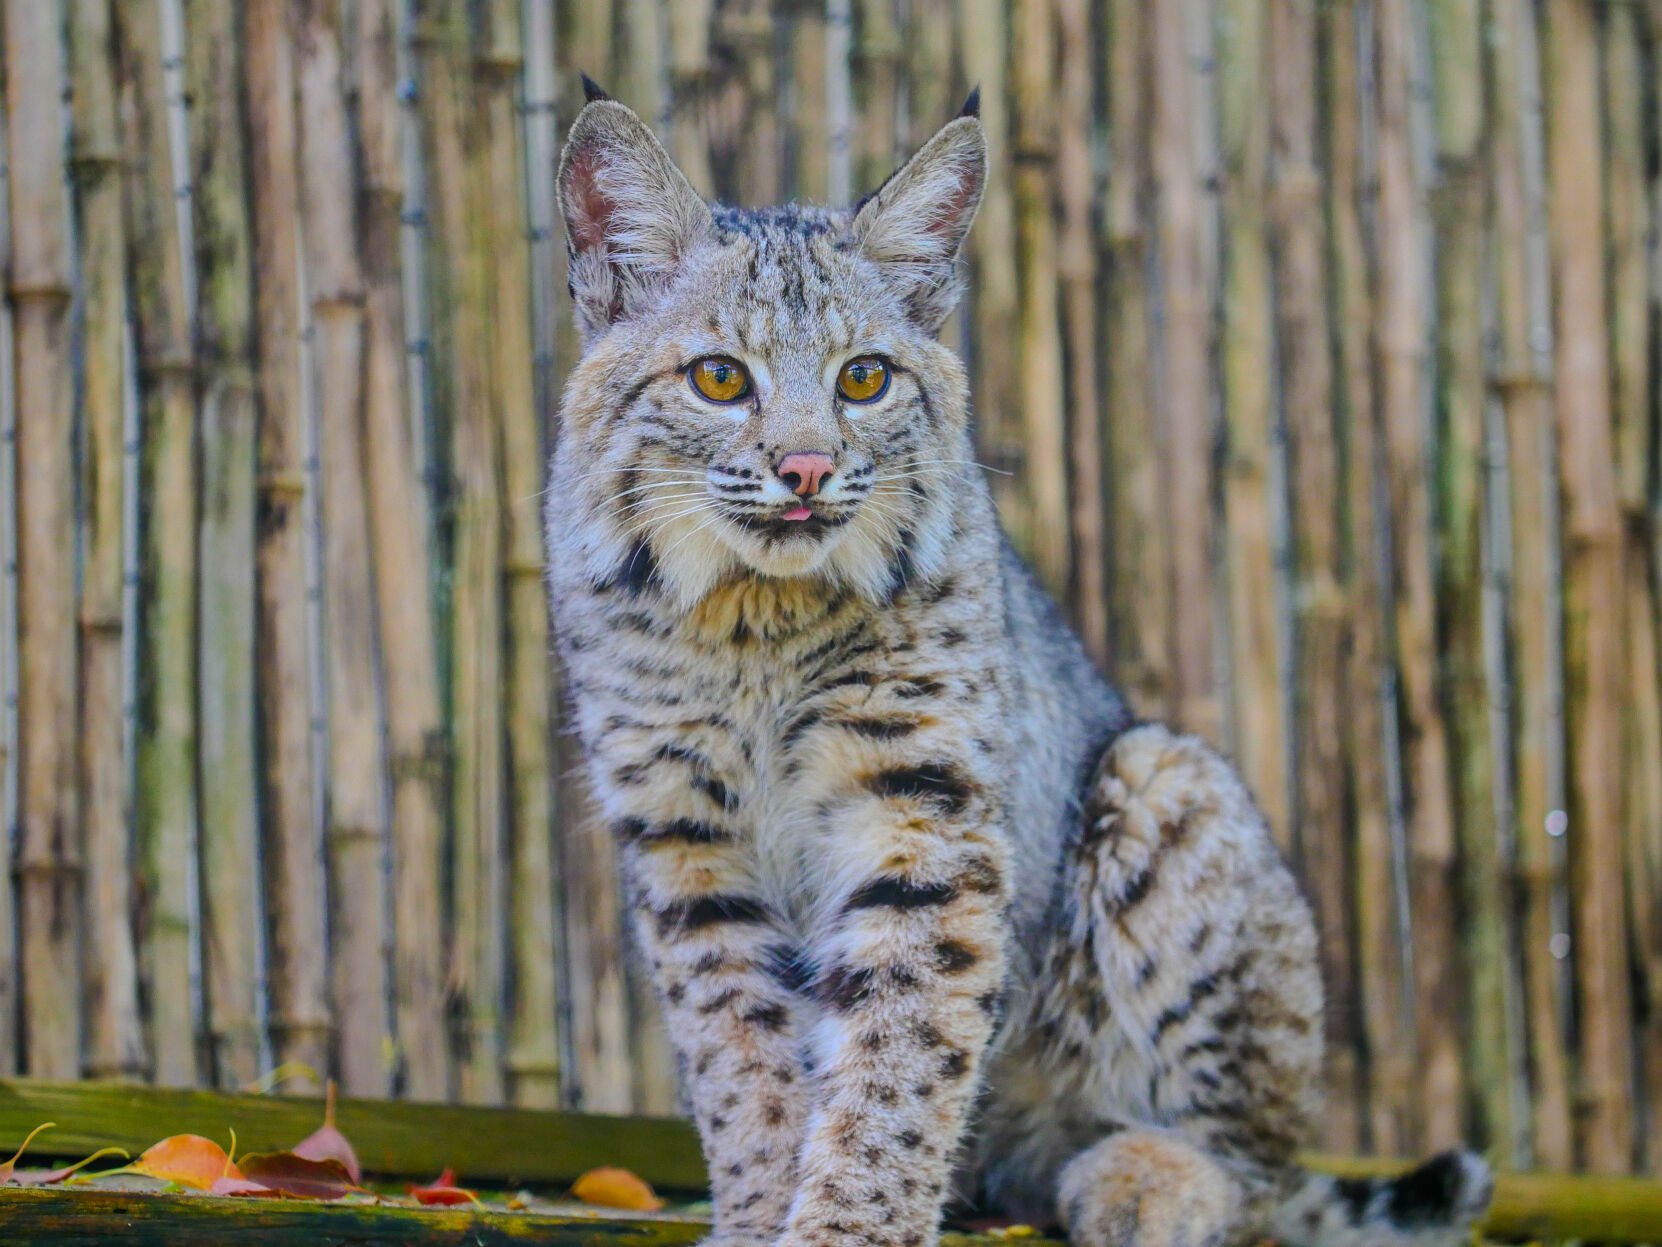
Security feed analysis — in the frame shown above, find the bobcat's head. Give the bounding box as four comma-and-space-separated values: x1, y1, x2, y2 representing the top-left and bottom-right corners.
549, 82, 985, 608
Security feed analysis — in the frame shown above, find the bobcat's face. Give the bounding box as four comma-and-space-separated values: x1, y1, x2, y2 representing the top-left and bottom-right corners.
551, 92, 983, 606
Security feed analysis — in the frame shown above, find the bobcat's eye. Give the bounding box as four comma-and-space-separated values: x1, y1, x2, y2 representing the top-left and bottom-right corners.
836, 355, 890, 403
688, 356, 751, 403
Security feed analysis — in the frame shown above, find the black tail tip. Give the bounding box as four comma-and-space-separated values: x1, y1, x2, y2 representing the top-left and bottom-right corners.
1388, 1151, 1493, 1229
957, 85, 981, 119
580, 73, 611, 104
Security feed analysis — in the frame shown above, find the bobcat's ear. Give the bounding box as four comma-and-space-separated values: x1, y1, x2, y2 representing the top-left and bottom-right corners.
558, 93, 714, 339
850, 113, 986, 330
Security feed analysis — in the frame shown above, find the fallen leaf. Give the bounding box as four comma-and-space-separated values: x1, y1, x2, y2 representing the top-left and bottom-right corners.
130, 1134, 242, 1190
237, 1151, 357, 1201
0, 1123, 56, 1183
407, 1167, 479, 1206
210, 1175, 284, 1198
570, 1165, 665, 1212
292, 1079, 361, 1183
10, 1146, 129, 1186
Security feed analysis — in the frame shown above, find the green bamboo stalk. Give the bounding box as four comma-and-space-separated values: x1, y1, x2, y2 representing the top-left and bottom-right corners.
1542, 0, 1636, 1174
119, 0, 202, 1088
295, 0, 395, 1099
245, 0, 330, 1084
1218, 0, 1288, 850
4, 0, 83, 1082
184, 0, 264, 1090
1322, 0, 1417, 1155
68, 0, 147, 1084
1428, 0, 1516, 1161
356, 0, 453, 1102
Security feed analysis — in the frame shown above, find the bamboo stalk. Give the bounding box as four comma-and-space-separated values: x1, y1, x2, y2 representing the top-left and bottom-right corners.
905, 0, 953, 150
1055, 0, 1106, 665
1322, 0, 1417, 1155
469, 0, 563, 1111
854, 0, 902, 194
1219, 0, 1288, 848
1602, 0, 1662, 1176
1100, 0, 1170, 717
356, 0, 452, 1103
826, 0, 854, 205
1373, 0, 1464, 1153
4, 0, 83, 1082
1149, 0, 1217, 738
1428, 0, 1517, 1161
116, 0, 202, 1088
68, 0, 146, 1085
0, 32, 18, 1078
1542, 0, 1636, 1175
619, 0, 667, 133
1485, 0, 1572, 1171
664, 0, 714, 197
722, 1, 780, 206
184, 0, 265, 1090
245, 0, 330, 1084
1268, 0, 1361, 1150
295, 0, 394, 1099
417, 0, 509, 1105
788, 2, 829, 202
1009, 0, 1069, 595
956, 0, 1021, 519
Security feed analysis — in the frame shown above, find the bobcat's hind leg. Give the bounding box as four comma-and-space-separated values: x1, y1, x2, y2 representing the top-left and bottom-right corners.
1057, 1129, 1244, 1247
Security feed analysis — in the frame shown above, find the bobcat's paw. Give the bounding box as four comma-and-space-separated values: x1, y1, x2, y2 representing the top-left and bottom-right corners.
1058, 1130, 1242, 1247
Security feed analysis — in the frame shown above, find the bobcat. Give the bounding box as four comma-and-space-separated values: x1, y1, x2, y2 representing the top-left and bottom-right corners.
544, 77, 1492, 1247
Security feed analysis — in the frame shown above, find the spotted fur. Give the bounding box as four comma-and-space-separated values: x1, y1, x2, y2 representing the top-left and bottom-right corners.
546, 92, 1491, 1247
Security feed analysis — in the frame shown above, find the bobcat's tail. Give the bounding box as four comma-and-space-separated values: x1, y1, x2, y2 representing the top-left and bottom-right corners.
1268, 1151, 1493, 1247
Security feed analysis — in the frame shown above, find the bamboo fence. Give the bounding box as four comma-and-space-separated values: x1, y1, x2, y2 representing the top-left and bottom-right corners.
0, 0, 1658, 1177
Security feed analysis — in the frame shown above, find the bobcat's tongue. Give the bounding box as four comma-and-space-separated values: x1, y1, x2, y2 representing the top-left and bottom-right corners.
783, 505, 813, 522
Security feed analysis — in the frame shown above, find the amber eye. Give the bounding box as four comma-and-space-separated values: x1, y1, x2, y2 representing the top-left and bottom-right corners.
837, 355, 890, 403
688, 356, 751, 403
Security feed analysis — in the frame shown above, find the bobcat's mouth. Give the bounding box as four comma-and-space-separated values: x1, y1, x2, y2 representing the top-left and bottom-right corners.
733, 506, 855, 543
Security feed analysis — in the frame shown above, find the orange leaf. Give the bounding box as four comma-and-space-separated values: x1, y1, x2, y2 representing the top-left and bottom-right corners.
292, 1079, 361, 1183
237, 1151, 357, 1201
570, 1166, 665, 1212
0, 1122, 56, 1183
131, 1134, 242, 1190
407, 1167, 479, 1207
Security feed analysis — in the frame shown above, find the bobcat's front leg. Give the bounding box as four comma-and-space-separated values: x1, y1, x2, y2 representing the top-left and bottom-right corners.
620, 804, 809, 1243
782, 756, 1010, 1247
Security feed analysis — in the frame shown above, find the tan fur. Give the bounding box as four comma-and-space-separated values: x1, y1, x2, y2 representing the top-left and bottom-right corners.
546, 93, 1490, 1247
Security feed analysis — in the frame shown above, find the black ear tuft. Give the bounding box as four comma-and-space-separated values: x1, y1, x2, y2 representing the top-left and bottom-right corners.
581, 73, 611, 103
957, 86, 981, 119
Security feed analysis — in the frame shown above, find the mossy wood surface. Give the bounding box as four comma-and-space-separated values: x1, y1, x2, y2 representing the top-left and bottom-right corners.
0, 1080, 702, 1190
6, 1084, 1662, 1241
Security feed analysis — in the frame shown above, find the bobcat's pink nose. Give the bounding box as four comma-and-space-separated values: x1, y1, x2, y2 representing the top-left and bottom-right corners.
776, 452, 835, 498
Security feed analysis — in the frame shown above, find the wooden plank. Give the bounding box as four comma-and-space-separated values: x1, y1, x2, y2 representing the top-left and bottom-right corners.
0, 1190, 712, 1247
0, 1080, 704, 1190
